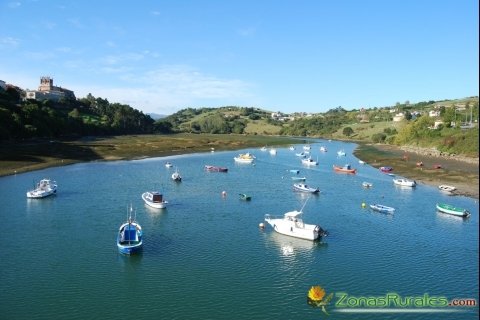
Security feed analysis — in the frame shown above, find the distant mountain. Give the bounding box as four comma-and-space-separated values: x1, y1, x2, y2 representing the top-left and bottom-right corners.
147, 113, 167, 120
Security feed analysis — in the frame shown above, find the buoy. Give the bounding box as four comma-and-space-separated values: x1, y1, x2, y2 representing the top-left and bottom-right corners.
222, 191, 227, 197
361, 202, 366, 208
259, 222, 265, 229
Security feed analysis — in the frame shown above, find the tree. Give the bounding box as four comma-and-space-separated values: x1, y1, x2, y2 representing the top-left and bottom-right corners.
342, 127, 354, 137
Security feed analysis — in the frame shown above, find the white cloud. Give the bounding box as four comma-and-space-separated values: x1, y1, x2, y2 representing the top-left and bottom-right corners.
0, 37, 20, 48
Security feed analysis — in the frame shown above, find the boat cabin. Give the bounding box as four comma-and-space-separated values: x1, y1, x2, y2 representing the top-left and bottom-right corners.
151, 193, 163, 203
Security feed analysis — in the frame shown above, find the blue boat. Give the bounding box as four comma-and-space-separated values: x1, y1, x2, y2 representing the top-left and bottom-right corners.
117, 206, 143, 255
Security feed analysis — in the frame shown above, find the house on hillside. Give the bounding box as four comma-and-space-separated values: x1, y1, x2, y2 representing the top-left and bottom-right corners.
25, 76, 76, 102
393, 113, 405, 122
429, 110, 441, 117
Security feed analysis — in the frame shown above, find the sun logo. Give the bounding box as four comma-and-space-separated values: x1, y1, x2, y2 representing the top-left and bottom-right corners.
307, 285, 333, 315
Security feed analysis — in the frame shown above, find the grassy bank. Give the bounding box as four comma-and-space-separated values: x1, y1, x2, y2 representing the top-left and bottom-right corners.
0, 134, 300, 177
354, 143, 479, 199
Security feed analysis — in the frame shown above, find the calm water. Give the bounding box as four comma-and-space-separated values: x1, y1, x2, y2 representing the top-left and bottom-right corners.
0, 140, 478, 320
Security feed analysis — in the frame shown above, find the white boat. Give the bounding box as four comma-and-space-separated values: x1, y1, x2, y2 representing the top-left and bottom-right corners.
171, 168, 182, 182
26, 179, 57, 198
319, 146, 327, 152
337, 150, 346, 157
142, 191, 168, 209
289, 146, 296, 151
293, 183, 319, 193
165, 162, 173, 168
260, 146, 267, 151
369, 204, 395, 214
291, 176, 307, 181
358, 160, 366, 165
264, 209, 326, 241
269, 148, 277, 155
295, 152, 306, 158
234, 153, 255, 163
393, 178, 416, 187
303, 145, 311, 151
436, 203, 470, 217
362, 181, 373, 188
438, 185, 456, 193
302, 157, 318, 166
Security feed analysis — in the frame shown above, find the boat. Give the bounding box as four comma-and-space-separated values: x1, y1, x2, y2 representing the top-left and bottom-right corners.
362, 181, 373, 188
289, 169, 300, 174
393, 178, 416, 187
295, 152, 306, 158
171, 168, 182, 182
117, 206, 143, 255
369, 204, 395, 214
289, 146, 296, 151
380, 166, 393, 173
333, 164, 357, 174
234, 153, 255, 163
358, 160, 365, 165
239, 193, 252, 201
303, 145, 311, 151
436, 203, 470, 217
302, 157, 318, 166
165, 162, 173, 168
433, 164, 442, 169
416, 161, 424, 167
260, 146, 267, 151
293, 183, 319, 193
319, 146, 327, 152
142, 191, 168, 209
438, 185, 456, 193
264, 206, 327, 241
26, 178, 57, 198
291, 176, 307, 181
269, 148, 277, 155
337, 150, 346, 157
204, 165, 228, 172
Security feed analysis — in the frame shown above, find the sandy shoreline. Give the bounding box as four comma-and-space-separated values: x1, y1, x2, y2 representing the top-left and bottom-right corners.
353, 143, 479, 199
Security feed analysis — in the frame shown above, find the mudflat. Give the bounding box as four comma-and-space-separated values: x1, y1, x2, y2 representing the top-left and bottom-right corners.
354, 143, 479, 199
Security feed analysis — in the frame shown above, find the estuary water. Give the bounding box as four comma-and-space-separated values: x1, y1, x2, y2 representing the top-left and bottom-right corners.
0, 140, 478, 320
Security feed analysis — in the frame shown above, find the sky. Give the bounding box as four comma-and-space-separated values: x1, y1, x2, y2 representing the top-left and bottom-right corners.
0, 0, 478, 115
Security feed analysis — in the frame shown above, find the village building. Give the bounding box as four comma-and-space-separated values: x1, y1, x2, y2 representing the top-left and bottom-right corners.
25, 76, 76, 102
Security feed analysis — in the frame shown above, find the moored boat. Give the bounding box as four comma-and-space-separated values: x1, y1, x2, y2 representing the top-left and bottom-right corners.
264, 209, 326, 241
204, 165, 228, 172
142, 191, 168, 209
239, 193, 252, 201
436, 203, 470, 217
333, 164, 357, 174
362, 181, 373, 188
165, 162, 173, 168
234, 153, 255, 163
319, 146, 327, 152
291, 176, 307, 181
301, 157, 318, 166
295, 152, 306, 158
26, 178, 57, 198
171, 168, 182, 182
438, 185, 456, 193
369, 203, 395, 214
337, 150, 346, 157
117, 206, 143, 255
380, 166, 393, 173
393, 178, 416, 187
293, 183, 319, 193
269, 148, 277, 155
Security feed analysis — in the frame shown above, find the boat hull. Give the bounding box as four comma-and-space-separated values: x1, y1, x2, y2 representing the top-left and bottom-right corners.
142, 192, 168, 209
369, 204, 395, 214
333, 165, 356, 174
436, 203, 470, 217
26, 189, 56, 198
264, 217, 321, 241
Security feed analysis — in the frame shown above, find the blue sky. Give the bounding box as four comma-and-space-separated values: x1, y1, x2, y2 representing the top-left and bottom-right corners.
1, 0, 478, 115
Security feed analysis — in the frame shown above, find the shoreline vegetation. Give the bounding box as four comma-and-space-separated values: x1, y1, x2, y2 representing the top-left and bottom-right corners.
1, 134, 478, 199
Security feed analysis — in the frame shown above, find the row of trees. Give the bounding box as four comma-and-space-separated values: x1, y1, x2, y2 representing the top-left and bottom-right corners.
0, 88, 159, 140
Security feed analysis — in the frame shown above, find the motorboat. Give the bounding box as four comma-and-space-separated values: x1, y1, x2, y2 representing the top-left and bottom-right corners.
289, 146, 296, 151
293, 183, 319, 193
26, 179, 57, 198
239, 193, 252, 201
438, 185, 456, 193
260, 146, 267, 151
319, 146, 327, 152
234, 153, 255, 163
393, 178, 416, 187
117, 206, 143, 255
333, 164, 356, 174
436, 203, 470, 217
302, 157, 318, 166
269, 148, 277, 155
362, 181, 373, 188
369, 204, 395, 214
291, 176, 306, 181
264, 209, 326, 241
289, 169, 300, 174
142, 191, 168, 209
204, 165, 228, 172
337, 150, 346, 157
380, 166, 393, 173
165, 162, 173, 168
171, 168, 182, 182
295, 152, 306, 158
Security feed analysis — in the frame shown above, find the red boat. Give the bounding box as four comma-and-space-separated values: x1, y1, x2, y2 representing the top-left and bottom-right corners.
333, 164, 357, 174
204, 165, 228, 172
379, 166, 393, 173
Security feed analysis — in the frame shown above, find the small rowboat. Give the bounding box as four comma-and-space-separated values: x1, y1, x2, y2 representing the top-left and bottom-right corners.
380, 166, 393, 173
204, 165, 228, 172
333, 164, 356, 174
370, 204, 395, 214
291, 176, 306, 181
436, 203, 470, 217
438, 185, 456, 193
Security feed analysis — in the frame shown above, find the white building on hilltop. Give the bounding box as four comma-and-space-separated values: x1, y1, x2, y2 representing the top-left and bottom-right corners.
25, 76, 76, 102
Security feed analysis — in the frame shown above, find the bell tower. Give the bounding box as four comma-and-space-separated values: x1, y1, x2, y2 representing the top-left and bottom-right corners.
39, 76, 53, 91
